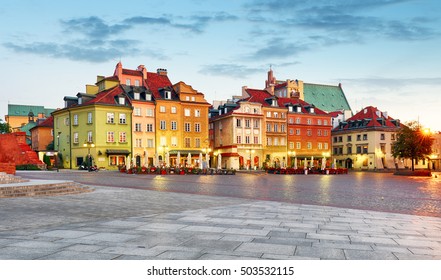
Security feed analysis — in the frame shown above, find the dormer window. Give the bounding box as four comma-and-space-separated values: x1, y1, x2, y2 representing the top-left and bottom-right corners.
272, 99, 277, 106
288, 106, 293, 112
310, 107, 315, 114
297, 106, 302, 113
224, 108, 227, 114
165, 90, 171, 99
134, 92, 140, 100
119, 97, 125, 105
146, 94, 152, 101
78, 97, 82, 105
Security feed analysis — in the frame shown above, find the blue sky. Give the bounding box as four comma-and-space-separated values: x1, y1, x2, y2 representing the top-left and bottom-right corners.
1, 0, 440, 130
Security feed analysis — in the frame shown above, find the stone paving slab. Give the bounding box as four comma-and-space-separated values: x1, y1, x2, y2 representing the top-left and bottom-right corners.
1, 184, 441, 260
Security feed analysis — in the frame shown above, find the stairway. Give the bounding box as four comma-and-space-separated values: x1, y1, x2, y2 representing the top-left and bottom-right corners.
0, 172, 29, 184
0, 180, 93, 198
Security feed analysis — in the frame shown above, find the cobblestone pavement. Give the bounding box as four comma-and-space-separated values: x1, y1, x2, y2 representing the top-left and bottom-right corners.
1, 180, 441, 260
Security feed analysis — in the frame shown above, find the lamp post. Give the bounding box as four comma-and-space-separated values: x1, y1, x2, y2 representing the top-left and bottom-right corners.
56, 132, 61, 172
160, 145, 168, 166
83, 141, 95, 172
247, 149, 255, 170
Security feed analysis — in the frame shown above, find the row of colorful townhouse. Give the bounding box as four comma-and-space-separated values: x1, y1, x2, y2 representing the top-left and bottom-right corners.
48, 62, 439, 171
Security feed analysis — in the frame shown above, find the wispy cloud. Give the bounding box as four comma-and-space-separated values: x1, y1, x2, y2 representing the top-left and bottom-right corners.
199, 63, 262, 78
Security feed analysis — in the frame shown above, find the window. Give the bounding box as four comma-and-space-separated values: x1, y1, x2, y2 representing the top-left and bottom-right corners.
73, 114, 78, 126
134, 108, 141, 116
236, 119, 241, 127
274, 112, 278, 118
266, 111, 271, 117
338, 136, 343, 142
237, 135, 242, 144
146, 108, 154, 117
171, 121, 177, 130
134, 80, 140, 86
254, 120, 259, 128
171, 137, 177, 147
160, 136, 166, 146
307, 142, 312, 149
307, 118, 312, 125
107, 131, 114, 143
289, 118, 294, 124
245, 136, 250, 144
119, 97, 125, 105
184, 138, 191, 148
195, 138, 201, 148
126, 79, 131, 85
160, 120, 166, 130
245, 119, 251, 128
289, 142, 294, 149
274, 138, 279, 146
357, 135, 361, 141
289, 128, 294, 135
280, 137, 285, 145
146, 94, 152, 101
73, 132, 79, 144
185, 123, 191, 132
318, 143, 323, 150
324, 130, 329, 136
266, 123, 271, 132
146, 123, 153, 132
119, 113, 126, 124
159, 106, 166, 113
195, 123, 201, 132
135, 123, 142, 132
281, 124, 285, 133
147, 139, 154, 148
134, 92, 140, 100
356, 146, 362, 154
274, 124, 278, 132
324, 120, 328, 125
296, 142, 301, 149
171, 106, 177, 114
317, 119, 322, 125
324, 143, 328, 150
195, 109, 201, 117
87, 131, 93, 143
119, 132, 126, 143
363, 145, 368, 154
184, 109, 191, 116
363, 134, 368, 140
318, 129, 322, 136
191, 96, 195, 101
296, 118, 301, 124
307, 129, 312, 136
347, 135, 352, 142
380, 133, 385, 140
347, 146, 352, 154
254, 136, 259, 144
267, 137, 272, 146
107, 113, 115, 123
135, 139, 142, 148
296, 129, 301, 135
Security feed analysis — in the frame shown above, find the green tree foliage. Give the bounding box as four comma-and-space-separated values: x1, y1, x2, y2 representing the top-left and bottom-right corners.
392, 121, 434, 171
0, 119, 11, 133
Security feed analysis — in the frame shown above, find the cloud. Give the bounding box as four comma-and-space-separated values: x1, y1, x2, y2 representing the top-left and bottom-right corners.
199, 63, 262, 78
61, 16, 128, 38
248, 39, 310, 60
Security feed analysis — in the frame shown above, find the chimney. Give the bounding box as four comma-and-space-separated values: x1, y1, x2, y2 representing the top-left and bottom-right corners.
137, 65, 147, 80
157, 68, 167, 76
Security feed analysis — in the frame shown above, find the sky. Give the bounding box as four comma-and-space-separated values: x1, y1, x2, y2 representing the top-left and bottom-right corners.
1, 0, 440, 131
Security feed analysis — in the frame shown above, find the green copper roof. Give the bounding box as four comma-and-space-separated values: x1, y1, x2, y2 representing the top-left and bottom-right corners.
7, 104, 56, 117
303, 83, 352, 113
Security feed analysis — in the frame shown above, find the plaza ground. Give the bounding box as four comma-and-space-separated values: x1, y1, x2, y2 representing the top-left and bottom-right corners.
0, 171, 440, 260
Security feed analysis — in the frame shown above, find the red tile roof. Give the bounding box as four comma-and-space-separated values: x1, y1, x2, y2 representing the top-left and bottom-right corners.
335, 106, 400, 130
122, 69, 143, 76
37, 116, 53, 127
146, 71, 173, 99
83, 86, 125, 105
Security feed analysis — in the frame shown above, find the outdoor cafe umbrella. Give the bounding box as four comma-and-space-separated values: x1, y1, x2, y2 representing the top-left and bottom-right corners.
154, 153, 159, 167
311, 156, 314, 167
165, 152, 170, 167
217, 153, 222, 169
294, 157, 297, 169
187, 153, 191, 167
321, 157, 326, 170
199, 153, 203, 168
206, 153, 210, 168
144, 149, 148, 166
177, 151, 181, 167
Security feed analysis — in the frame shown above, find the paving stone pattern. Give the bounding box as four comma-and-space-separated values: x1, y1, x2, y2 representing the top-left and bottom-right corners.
1, 185, 441, 260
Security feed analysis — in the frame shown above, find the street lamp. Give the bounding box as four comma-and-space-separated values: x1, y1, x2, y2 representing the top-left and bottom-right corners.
83, 141, 95, 172
56, 132, 61, 172
247, 149, 255, 170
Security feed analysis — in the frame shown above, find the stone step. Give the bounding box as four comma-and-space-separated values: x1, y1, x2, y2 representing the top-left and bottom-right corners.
0, 173, 29, 184
0, 182, 93, 198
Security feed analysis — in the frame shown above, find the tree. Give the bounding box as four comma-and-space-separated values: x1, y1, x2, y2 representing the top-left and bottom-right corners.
392, 121, 434, 171
0, 119, 11, 133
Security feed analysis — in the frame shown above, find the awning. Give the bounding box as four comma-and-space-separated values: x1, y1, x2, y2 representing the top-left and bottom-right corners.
105, 149, 131, 155
168, 149, 203, 155
221, 152, 240, 157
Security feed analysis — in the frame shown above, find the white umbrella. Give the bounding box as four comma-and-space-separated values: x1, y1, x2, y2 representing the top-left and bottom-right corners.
127, 156, 131, 169
217, 153, 222, 169
177, 151, 181, 167
144, 149, 148, 166
187, 153, 191, 167
206, 153, 210, 168
311, 156, 314, 167
165, 152, 170, 167
155, 153, 159, 167
321, 157, 326, 170
199, 153, 203, 168
294, 157, 297, 169
333, 158, 337, 169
